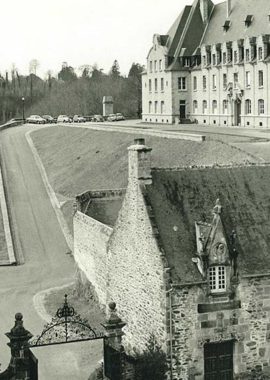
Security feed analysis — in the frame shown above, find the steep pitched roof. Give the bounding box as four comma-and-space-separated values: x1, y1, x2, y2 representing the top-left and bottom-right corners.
144, 165, 270, 283
167, 6, 192, 56
202, 0, 270, 45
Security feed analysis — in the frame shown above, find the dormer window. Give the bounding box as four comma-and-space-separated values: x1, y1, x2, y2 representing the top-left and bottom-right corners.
258, 47, 263, 61
209, 266, 226, 293
245, 15, 253, 27
223, 20, 231, 32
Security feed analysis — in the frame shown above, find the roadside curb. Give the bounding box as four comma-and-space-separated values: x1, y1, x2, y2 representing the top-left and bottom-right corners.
33, 282, 75, 323
25, 130, 73, 252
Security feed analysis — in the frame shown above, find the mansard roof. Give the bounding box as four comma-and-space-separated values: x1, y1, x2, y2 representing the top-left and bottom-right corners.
202, 0, 270, 46
144, 165, 270, 283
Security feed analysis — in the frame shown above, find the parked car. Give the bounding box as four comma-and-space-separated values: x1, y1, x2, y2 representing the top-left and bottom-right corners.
73, 115, 86, 123
42, 115, 55, 123
115, 113, 125, 121
57, 115, 72, 123
92, 115, 104, 122
26, 115, 46, 124
107, 114, 117, 122
84, 115, 93, 122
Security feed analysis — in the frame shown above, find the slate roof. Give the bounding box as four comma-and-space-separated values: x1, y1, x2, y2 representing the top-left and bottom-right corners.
202, 0, 270, 45
167, 6, 192, 57
144, 165, 270, 283
77, 189, 125, 227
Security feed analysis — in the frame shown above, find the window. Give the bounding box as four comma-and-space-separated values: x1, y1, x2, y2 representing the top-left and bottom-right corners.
149, 61, 153, 72
245, 99, 252, 114
193, 100, 198, 113
209, 266, 226, 293
234, 50, 238, 63
223, 73, 227, 89
212, 74, 217, 90
154, 101, 158, 113
258, 47, 263, 61
223, 52, 227, 64
149, 101, 152, 113
223, 100, 228, 114
149, 79, 152, 92
234, 73, 238, 88
212, 54, 216, 66
212, 100, 217, 114
203, 55, 206, 66
155, 78, 158, 92
246, 71, 251, 87
203, 75, 207, 90
258, 99, 264, 114
193, 76, 197, 91
161, 78, 164, 91
159, 59, 162, 71
161, 101, 165, 114
203, 100, 207, 114
223, 20, 231, 32
246, 49, 250, 62
184, 58, 190, 67
259, 70, 264, 87
245, 15, 253, 27
178, 77, 186, 90
154, 60, 157, 72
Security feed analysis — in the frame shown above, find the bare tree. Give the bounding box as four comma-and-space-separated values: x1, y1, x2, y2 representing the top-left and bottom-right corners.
29, 59, 40, 75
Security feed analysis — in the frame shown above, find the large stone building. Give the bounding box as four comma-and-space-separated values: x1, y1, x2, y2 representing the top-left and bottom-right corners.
74, 138, 270, 379
142, 0, 270, 127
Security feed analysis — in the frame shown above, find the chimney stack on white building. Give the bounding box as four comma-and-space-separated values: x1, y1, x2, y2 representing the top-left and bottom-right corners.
200, 0, 209, 24
227, 0, 232, 18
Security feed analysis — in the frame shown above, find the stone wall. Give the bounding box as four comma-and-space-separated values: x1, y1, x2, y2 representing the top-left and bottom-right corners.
169, 275, 270, 379
73, 211, 112, 307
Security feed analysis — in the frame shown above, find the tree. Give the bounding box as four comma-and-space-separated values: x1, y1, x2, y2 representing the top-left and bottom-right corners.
79, 65, 91, 78
128, 63, 144, 117
109, 60, 121, 78
29, 59, 40, 75
58, 62, 77, 82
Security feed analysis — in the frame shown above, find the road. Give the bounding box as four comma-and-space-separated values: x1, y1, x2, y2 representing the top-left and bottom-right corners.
0, 125, 102, 379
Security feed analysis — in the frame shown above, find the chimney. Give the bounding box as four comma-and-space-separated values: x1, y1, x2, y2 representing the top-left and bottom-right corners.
227, 0, 232, 18
200, 0, 209, 24
128, 138, 152, 185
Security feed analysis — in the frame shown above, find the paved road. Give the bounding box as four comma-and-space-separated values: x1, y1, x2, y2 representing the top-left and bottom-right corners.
0, 125, 102, 379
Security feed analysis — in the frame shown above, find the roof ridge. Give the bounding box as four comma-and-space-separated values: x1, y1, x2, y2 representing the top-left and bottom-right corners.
151, 162, 270, 171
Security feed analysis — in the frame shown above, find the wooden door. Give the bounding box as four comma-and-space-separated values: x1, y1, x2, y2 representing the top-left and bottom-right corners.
204, 341, 233, 380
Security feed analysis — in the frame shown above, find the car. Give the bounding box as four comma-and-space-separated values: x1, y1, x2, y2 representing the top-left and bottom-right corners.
115, 113, 125, 121
83, 115, 93, 122
107, 114, 117, 122
57, 115, 72, 123
26, 115, 46, 124
92, 115, 104, 122
42, 115, 55, 123
73, 115, 86, 123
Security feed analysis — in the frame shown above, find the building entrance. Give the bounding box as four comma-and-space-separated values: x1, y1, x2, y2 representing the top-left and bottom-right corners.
204, 341, 234, 380
234, 100, 241, 126
179, 100, 186, 119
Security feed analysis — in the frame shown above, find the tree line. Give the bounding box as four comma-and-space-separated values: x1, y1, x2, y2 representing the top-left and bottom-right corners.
0, 60, 144, 123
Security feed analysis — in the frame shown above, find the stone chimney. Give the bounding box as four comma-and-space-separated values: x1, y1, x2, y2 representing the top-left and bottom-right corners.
200, 0, 209, 24
227, 0, 232, 18
128, 138, 152, 185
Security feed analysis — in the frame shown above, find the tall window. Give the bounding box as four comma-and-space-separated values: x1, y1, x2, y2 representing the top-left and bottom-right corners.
245, 99, 252, 114
246, 71, 251, 87
161, 78, 164, 91
234, 50, 238, 63
149, 101, 152, 113
259, 70, 264, 87
161, 101, 165, 114
209, 266, 226, 293
212, 75, 217, 90
149, 79, 152, 92
154, 101, 158, 113
149, 61, 153, 72
223, 100, 228, 114
155, 78, 158, 92
193, 76, 197, 91
203, 76, 207, 90
234, 73, 238, 88
223, 74, 227, 89
178, 77, 186, 90
154, 60, 157, 72
258, 99, 264, 114
193, 100, 198, 113
212, 100, 217, 114
212, 54, 216, 66
203, 100, 207, 114
223, 52, 227, 64
258, 47, 263, 61
246, 49, 250, 62
159, 59, 162, 71
203, 56, 206, 66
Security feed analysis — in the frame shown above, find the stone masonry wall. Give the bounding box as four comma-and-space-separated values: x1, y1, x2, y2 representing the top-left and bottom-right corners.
106, 181, 168, 356
169, 276, 270, 380
73, 211, 112, 307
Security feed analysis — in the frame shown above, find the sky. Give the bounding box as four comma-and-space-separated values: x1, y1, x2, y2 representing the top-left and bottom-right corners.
1, 0, 220, 78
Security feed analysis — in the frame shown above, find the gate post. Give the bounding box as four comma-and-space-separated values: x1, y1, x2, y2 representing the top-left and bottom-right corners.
5, 313, 37, 380
103, 302, 135, 380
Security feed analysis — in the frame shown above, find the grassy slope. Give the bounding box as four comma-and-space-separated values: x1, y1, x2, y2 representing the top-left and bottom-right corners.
30, 126, 258, 233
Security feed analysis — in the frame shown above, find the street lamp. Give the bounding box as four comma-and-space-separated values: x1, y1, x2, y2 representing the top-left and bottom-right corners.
22, 97, 25, 123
